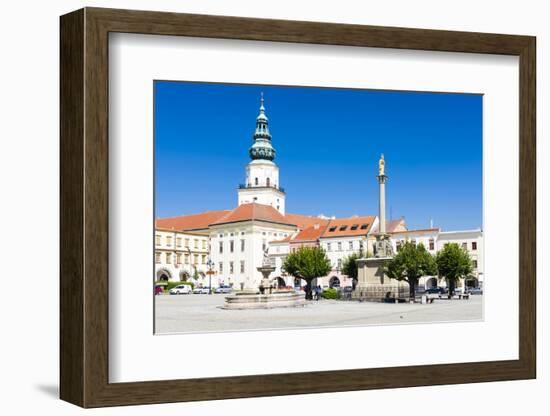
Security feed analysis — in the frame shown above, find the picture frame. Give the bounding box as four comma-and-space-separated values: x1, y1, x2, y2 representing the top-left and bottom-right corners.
60, 7, 536, 408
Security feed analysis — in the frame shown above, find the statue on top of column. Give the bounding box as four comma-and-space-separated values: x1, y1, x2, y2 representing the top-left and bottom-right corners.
378, 154, 385, 176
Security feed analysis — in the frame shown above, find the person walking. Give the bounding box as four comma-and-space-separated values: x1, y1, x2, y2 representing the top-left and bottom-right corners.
315, 285, 321, 301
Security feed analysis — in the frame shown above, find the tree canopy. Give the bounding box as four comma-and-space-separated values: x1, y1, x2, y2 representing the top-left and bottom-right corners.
436, 243, 473, 296
283, 246, 332, 300
384, 241, 437, 299
341, 252, 361, 280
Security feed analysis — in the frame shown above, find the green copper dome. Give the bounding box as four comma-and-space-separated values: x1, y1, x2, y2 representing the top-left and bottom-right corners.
249, 93, 276, 161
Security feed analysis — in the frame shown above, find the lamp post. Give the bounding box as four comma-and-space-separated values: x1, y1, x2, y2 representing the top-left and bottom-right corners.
185, 246, 192, 281
206, 258, 215, 295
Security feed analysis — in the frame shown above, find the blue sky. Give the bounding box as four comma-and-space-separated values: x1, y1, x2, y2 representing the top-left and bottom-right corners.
155, 81, 482, 231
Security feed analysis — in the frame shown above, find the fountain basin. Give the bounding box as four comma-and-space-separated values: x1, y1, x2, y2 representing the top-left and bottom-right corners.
222, 290, 305, 310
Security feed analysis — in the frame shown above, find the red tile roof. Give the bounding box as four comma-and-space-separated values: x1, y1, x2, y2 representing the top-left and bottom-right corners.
292, 224, 329, 242
211, 203, 295, 226
270, 235, 293, 244
320, 216, 376, 238
155, 210, 230, 231
390, 227, 440, 236
155, 206, 378, 242
284, 213, 329, 230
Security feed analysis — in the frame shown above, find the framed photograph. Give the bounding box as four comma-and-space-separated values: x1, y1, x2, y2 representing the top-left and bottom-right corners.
60, 7, 536, 408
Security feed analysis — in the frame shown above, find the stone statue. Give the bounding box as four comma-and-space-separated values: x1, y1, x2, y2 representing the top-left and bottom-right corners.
262, 247, 271, 266
378, 154, 385, 176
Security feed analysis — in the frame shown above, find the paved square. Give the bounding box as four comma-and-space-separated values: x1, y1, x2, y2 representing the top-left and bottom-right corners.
155, 293, 483, 334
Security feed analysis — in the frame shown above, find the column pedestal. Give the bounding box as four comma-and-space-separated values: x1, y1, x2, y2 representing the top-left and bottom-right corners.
352, 257, 409, 302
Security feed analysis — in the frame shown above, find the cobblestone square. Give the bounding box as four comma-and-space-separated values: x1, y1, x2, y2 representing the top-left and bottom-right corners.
155, 293, 483, 334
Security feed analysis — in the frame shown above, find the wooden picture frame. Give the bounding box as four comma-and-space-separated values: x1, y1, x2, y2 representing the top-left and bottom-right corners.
60, 7, 536, 408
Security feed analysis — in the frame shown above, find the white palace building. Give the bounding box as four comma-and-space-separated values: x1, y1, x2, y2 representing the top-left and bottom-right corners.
155, 95, 484, 291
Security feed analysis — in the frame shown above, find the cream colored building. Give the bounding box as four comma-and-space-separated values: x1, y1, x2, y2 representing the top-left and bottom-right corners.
154, 228, 210, 285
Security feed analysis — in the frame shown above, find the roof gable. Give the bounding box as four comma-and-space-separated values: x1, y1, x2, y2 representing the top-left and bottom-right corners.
320, 216, 376, 238
211, 203, 295, 226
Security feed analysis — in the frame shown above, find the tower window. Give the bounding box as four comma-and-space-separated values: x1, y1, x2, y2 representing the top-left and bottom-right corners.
255, 177, 258, 185
266, 177, 270, 187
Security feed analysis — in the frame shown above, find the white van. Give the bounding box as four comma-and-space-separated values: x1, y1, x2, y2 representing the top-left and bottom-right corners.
169, 284, 193, 295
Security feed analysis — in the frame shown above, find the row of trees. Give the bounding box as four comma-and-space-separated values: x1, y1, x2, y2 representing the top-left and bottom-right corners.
384, 241, 473, 299
283, 242, 474, 300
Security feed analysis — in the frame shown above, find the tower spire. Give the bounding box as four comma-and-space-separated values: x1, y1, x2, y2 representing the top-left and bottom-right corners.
238, 93, 285, 214
249, 93, 275, 161
260, 92, 265, 112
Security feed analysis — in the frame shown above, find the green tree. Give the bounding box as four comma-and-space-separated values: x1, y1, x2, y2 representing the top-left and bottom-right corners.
436, 243, 473, 298
283, 246, 332, 300
342, 252, 361, 280
384, 241, 437, 300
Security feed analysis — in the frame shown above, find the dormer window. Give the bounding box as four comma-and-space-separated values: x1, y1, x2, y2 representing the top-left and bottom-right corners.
339, 225, 347, 231
351, 224, 359, 230
360, 224, 368, 230
329, 226, 337, 232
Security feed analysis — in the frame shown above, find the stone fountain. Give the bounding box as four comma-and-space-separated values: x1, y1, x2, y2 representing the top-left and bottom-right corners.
222, 249, 305, 310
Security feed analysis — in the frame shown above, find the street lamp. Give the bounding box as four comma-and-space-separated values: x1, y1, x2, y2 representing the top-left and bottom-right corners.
185, 246, 192, 281
206, 258, 215, 295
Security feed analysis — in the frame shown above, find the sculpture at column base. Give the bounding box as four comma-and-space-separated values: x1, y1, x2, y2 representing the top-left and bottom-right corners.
352, 257, 410, 302
373, 233, 394, 258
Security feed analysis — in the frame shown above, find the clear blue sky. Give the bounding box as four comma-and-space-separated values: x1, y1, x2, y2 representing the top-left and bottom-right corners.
155, 81, 482, 231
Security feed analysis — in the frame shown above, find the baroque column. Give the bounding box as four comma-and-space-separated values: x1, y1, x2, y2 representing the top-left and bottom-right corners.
374, 154, 393, 258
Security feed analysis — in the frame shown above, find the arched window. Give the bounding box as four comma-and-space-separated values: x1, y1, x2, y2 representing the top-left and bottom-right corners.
255, 177, 258, 185
266, 177, 270, 187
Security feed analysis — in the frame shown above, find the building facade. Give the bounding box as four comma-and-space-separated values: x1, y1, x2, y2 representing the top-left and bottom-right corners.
438, 229, 484, 289
154, 228, 210, 284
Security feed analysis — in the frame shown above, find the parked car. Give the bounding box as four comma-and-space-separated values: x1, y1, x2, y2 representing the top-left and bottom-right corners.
469, 287, 483, 295
169, 284, 192, 295
424, 287, 447, 296
214, 285, 232, 294
424, 287, 448, 297
193, 286, 211, 294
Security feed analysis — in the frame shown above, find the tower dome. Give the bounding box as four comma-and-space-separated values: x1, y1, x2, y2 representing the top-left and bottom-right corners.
249, 93, 276, 161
